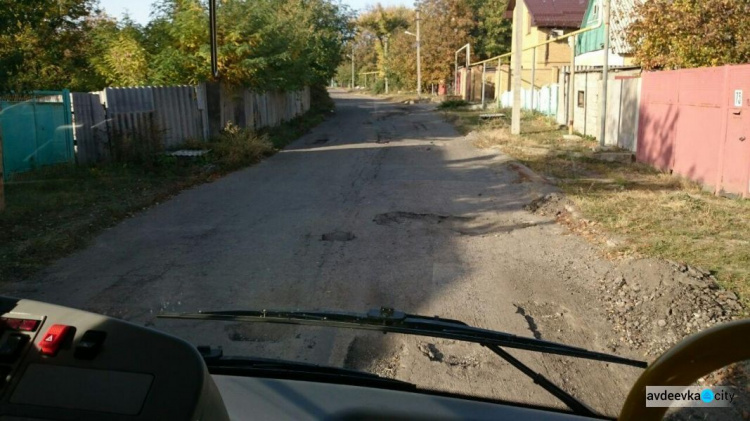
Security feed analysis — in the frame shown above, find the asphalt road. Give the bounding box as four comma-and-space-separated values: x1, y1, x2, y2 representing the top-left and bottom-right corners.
2, 90, 643, 417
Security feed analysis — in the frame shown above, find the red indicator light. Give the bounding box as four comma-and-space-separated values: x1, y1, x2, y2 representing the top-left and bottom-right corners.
19, 320, 39, 332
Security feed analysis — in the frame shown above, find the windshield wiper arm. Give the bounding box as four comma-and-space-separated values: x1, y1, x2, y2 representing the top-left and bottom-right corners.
160, 307, 644, 418
160, 307, 646, 368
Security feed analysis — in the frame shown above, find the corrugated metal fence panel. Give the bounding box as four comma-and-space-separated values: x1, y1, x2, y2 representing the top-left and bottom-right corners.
152, 86, 203, 147
71, 92, 109, 164
103, 87, 155, 114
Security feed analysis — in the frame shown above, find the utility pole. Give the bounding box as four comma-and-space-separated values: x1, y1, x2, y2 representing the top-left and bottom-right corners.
406, 14, 422, 96
511, 0, 524, 135
568, 35, 577, 135
530, 46, 536, 111
384, 36, 389, 94
416, 9, 422, 97
599, 0, 611, 146
350, 53, 355, 89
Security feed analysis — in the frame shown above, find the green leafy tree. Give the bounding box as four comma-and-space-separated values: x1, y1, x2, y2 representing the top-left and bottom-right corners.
627, 0, 750, 70
472, 0, 512, 58
0, 0, 98, 91
358, 5, 411, 88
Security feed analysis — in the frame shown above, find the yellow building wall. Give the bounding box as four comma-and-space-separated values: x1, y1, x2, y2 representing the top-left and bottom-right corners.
510, 1, 573, 89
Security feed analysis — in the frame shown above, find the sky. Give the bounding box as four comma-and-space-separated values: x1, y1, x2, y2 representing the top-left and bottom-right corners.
98, 0, 411, 25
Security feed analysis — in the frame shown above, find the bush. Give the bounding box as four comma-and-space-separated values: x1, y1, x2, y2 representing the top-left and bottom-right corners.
209, 123, 275, 171
437, 99, 470, 109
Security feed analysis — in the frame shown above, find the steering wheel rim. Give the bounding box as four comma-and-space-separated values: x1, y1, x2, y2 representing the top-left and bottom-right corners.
619, 319, 750, 420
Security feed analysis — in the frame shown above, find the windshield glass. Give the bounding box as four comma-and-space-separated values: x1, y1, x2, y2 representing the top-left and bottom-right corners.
0, 0, 748, 419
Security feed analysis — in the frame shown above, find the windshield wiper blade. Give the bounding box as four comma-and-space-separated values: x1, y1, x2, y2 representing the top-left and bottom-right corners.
204, 355, 417, 391
159, 307, 646, 368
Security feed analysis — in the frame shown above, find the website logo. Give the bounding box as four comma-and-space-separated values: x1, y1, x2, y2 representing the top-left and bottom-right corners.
646, 386, 735, 408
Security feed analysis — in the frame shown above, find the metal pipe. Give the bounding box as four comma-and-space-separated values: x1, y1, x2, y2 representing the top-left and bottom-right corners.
599, 0, 611, 146
454, 44, 470, 97
469, 9, 604, 67
481, 62, 486, 108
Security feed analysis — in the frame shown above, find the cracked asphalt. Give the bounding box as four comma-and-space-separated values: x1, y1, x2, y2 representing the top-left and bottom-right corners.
1, 89, 646, 417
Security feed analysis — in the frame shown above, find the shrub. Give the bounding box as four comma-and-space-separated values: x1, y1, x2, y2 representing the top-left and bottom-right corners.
437, 99, 470, 109
209, 123, 275, 171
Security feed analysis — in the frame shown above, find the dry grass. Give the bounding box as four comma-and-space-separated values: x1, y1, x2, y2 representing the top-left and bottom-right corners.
443, 108, 750, 310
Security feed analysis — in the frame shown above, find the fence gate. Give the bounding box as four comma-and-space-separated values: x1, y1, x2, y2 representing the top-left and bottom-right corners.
0, 90, 74, 179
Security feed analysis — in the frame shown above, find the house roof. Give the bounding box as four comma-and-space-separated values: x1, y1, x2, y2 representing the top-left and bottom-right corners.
611, 0, 645, 54
505, 0, 588, 28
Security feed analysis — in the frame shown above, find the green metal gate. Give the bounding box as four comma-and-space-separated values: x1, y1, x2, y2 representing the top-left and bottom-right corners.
0, 90, 74, 179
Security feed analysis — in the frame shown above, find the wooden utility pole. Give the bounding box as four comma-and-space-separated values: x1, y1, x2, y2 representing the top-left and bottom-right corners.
511, 0, 524, 135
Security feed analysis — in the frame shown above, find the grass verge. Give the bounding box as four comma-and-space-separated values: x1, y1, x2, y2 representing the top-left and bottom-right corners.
442, 107, 750, 309
0, 89, 332, 283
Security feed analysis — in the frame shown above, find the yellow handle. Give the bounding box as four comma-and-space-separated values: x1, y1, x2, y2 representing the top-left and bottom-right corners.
619, 319, 750, 420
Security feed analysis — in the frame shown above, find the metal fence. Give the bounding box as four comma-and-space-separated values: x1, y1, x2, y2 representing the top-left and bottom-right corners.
0, 91, 74, 179
638, 64, 750, 197
499, 84, 558, 116
70, 83, 311, 164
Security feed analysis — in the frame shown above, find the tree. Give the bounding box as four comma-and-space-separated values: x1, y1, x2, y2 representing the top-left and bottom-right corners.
627, 0, 750, 70
0, 0, 99, 91
86, 16, 150, 87
418, 0, 475, 85
472, 0, 512, 59
358, 5, 411, 89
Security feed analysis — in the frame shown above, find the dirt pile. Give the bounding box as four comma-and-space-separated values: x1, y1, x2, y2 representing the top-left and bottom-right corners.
599, 260, 744, 357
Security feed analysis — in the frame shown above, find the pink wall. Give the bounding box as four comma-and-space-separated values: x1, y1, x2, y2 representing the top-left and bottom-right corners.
638, 65, 750, 197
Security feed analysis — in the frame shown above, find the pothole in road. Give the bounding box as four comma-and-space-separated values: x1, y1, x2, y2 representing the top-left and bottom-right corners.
321, 231, 356, 241
376, 132, 390, 144
344, 335, 402, 378
373, 211, 473, 225
312, 137, 329, 145
373, 211, 542, 236
416, 342, 480, 368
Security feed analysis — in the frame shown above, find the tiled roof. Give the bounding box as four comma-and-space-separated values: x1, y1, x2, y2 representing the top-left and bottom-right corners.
506, 0, 588, 28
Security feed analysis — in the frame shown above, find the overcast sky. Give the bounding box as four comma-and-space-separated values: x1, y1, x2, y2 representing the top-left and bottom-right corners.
98, 0, 411, 25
